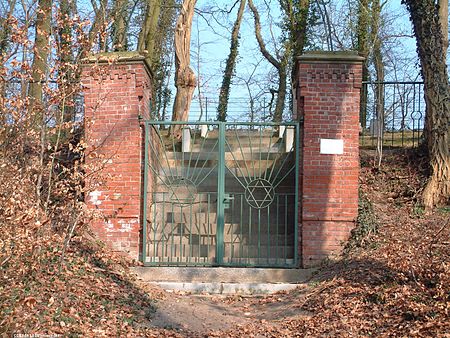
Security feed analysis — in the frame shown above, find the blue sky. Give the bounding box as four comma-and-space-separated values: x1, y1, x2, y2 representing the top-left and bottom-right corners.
183, 0, 422, 121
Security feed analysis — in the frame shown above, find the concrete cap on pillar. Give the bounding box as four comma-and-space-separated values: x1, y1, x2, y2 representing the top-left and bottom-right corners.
297, 51, 365, 64
82, 51, 153, 76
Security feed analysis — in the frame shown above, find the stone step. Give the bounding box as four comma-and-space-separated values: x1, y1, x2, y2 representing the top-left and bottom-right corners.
153, 135, 280, 153
164, 149, 290, 161
133, 265, 317, 295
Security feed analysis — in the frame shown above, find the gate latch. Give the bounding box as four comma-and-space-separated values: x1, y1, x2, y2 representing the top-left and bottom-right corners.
223, 194, 234, 209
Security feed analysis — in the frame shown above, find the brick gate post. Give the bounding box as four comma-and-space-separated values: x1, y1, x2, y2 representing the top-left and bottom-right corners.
295, 51, 364, 267
81, 52, 152, 260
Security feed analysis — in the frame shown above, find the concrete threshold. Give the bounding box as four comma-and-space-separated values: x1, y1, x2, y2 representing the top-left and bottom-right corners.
133, 267, 316, 283
150, 281, 303, 295
133, 267, 317, 294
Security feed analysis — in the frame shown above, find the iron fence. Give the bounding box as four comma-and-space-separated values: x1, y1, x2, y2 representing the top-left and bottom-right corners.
360, 81, 425, 148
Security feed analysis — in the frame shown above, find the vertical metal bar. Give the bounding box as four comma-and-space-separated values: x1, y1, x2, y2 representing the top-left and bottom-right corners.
362, 84, 366, 147
258, 127, 262, 178
179, 205, 183, 262
161, 193, 165, 261
152, 193, 157, 261
195, 198, 200, 264
142, 123, 149, 264
392, 85, 395, 146
181, 124, 185, 177
294, 123, 300, 267
231, 195, 235, 263
276, 195, 279, 266
248, 205, 252, 265
412, 84, 417, 148
170, 202, 174, 262
382, 83, 386, 147
267, 205, 270, 265
371, 87, 376, 147
189, 200, 193, 263
257, 209, 261, 264
207, 193, 210, 263
240, 194, 243, 264
359, 83, 367, 145
247, 128, 256, 180
216, 122, 225, 265
284, 194, 288, 264
402, 84, 407, 147
418, 83, 423, 145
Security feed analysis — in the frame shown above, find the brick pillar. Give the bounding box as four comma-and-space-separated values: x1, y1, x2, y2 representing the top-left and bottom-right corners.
296, 51, 363, 267
81, 52, 152, 260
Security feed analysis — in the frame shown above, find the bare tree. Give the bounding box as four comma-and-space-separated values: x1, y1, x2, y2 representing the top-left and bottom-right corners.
217, 0, 247, 122
88, 0, 109, 52
248, 0, 289, 122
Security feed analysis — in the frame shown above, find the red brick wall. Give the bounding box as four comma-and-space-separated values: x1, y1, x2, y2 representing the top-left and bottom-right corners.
82, 54, 152, 260
296, 52, 363, 267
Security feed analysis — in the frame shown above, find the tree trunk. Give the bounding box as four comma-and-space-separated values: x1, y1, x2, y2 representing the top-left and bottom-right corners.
274, 66, 287, 122
0, 0, 17, 125
171, 0, 197, 138
29, 0, 52, 115
217, 0, 247, 122
372, 0, 385, 166
284, 0, 310, 84
357, 0, 370, 130
438, 0, 448, 61
112, 0, 128, 51
403, 0, 450, 208
138, 0, 161, 66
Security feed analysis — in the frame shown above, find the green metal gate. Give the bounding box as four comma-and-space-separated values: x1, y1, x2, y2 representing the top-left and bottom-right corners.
142, 121, 299, 268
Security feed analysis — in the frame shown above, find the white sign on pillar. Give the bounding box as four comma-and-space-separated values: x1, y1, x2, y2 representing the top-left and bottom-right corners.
320, 139, 344, 155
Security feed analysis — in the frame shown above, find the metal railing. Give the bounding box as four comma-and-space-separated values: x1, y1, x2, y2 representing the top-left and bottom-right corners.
360, 81, 425, 148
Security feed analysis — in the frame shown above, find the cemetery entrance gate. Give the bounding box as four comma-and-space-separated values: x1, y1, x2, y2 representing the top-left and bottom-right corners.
142, 121, 299, 268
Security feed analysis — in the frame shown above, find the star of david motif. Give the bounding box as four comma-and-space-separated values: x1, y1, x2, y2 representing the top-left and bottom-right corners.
245, 178, 275, 209
169, 178, 197, 205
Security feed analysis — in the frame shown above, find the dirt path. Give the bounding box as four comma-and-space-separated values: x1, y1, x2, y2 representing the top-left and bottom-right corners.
145, 287, 311, 336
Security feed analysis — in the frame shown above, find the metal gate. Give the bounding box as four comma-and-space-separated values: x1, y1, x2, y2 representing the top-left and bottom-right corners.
142, 121, 299, 267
